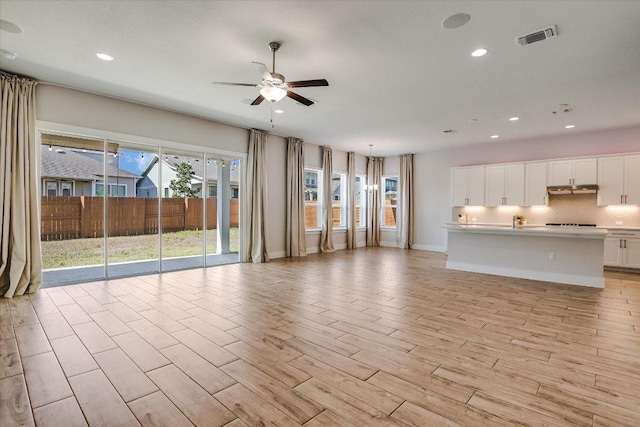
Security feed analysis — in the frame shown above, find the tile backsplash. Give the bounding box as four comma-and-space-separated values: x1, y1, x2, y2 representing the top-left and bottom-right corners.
453, 194, 640, 227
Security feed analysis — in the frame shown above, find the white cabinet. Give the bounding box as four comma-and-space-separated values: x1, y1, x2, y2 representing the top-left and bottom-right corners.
485, 164, 525, 206
451, 167, 484, 206
604, 230, 640, 269
525, 162, 548, 206
548, 158, 597, 186
597, 155, 640, 205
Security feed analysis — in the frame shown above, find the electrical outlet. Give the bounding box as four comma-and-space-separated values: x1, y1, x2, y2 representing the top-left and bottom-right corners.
615, 221, 623, 225
548, 252, 555, 260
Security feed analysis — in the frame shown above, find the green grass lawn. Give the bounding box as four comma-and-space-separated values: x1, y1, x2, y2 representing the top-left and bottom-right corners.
41, 228, 239, 269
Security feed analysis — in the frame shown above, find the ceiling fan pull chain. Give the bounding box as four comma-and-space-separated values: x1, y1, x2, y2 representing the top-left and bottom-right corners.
270, 104, 275, 128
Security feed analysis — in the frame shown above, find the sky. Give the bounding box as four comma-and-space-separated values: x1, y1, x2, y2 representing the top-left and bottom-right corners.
117, 149, 153, 175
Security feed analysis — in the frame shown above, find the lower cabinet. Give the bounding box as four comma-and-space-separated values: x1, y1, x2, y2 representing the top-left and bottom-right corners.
604, 231, 640, 269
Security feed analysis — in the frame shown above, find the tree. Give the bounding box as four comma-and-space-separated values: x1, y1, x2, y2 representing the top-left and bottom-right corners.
169, 162, 198, 198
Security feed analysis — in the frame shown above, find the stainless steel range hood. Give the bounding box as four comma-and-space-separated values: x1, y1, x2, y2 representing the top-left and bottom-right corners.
547, 184, 599, 195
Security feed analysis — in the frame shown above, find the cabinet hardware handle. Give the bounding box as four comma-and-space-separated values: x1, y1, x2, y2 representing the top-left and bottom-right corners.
624, 240, 627, 249
620, 239, 624, 248
625, 195, 628, 203
621, 195, 624, 203
612, 233, 635, 236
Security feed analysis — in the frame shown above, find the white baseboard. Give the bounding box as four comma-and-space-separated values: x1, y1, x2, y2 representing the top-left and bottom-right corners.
412, 244, 447, 253
445, 261, 605, 288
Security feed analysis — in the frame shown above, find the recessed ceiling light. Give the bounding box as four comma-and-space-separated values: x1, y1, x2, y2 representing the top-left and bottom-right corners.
442, 13, 471, 30
471, 48, 488, 57
468, 118, 479, 123
565, 124, 575, 129
509, 117, 519, 121
96, 53, 114, 61
275, 109, 284, 114
491, 135, 500, 139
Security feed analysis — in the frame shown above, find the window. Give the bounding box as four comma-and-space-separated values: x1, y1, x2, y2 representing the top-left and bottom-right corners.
381, 175, 398, 227
96, 183, 127, 197
164, 187, 169, 198
355, 175, 366, 227
231, 188, 239, 199
45, 181, 57, 197
208, 185, 217, 198
332, 172, 346, 228
304, 168, 321, 230
61, 181, 73, 196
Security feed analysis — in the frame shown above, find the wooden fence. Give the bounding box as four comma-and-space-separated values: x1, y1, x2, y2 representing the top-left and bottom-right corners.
41, 196, 239, 241
303, 202, 394, 229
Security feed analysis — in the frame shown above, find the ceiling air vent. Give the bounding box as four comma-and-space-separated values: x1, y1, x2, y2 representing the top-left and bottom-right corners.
517, 25, 557, 46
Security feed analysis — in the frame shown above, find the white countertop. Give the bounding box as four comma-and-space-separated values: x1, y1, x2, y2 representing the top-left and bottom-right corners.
444, 223, 608, 239
447, 222, 640, 231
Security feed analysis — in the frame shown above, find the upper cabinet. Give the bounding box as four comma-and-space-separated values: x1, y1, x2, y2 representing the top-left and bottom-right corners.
548, 158, 597, 186
451, 166, 484, 206
524, 162, 548, 206
485, 164, 525, 206
598, 155, 640, 205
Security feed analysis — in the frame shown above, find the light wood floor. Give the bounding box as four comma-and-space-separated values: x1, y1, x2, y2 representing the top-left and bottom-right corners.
2, 248, 640, 426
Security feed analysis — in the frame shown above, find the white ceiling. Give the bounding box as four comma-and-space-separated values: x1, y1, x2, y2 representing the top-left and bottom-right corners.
1, 1, 639, 156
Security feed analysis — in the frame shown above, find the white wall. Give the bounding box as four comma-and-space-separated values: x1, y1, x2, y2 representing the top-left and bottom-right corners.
414, 125, 640, 252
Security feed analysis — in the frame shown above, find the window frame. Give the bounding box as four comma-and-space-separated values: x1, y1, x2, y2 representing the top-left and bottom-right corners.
331, 171, 347, 229
96, 182, 127, 197
304, 168, 322, 231
355, 174, 367, 228
381, 175, 398, 228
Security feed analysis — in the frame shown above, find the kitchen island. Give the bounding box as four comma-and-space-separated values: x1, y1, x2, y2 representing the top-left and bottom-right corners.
445, 224, 608, 287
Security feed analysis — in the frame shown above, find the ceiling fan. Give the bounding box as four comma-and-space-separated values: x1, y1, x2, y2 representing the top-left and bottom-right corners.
212, 41, 329, 106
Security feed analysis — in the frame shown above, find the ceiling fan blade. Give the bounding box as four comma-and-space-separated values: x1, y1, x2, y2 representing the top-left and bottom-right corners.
212, 82, 258, 87
287, 79, 329, 88
286, 91, 315, 106
251, 95, 265, 106
252, 62, 272, 81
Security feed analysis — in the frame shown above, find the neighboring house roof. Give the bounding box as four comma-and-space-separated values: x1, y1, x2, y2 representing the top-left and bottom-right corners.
41, 146, 139, 180
141, 154, 240, 183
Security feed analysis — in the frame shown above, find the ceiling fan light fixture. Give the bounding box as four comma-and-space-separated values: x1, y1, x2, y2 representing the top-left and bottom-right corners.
260, 86, 287, 102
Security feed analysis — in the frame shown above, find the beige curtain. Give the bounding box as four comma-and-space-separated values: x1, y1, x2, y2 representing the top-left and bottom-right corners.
397, 154, 414, 249
286, 137, 307, 257
319, 146, 334, 253
366, 156, 383, 246
1, 74, 42, 298
243, 129, 269, 263
346, 152, 357, 249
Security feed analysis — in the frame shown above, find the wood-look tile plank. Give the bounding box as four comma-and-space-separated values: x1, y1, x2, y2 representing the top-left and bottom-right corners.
294, 378, 405, 427
73, 295, 106, 314
391, 401, 461, 427
69, 369, 141, 427
0, 307, 14, 340
9, 297, 40, 327
33, 396, 88, 427
72, 321, 117, 354
179, 316, 238, 346
221, 359, 323, 424
161, 343, 236, 394
303, 410, 359, 427
104, 301, 144, 323
139, 309, 187, 334
285, 336, 377, 380
224, 340, 309, 388
89, 310, 131, 336
49, 335, 99, 377
128, 391, 193, 427
214, 383, 300, 427
227, 326, 303, 362
147, 364, 236, 427
0, 338, 22, 379
112, 331, 170, 372
367, 370, 514, 427
22, 351, 73, 408
0, 374, 34, 426
58, 303, 93, 325
126, 318, 179, 349
14, 323, 52, 357
38, 312, 75, 340
290, 354, 403, 414
94, 348, 158, 402
171, 329, 237, 367
184, 306, 239, 330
